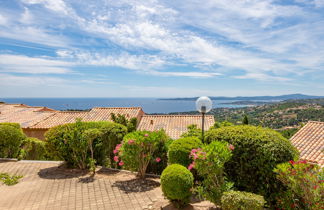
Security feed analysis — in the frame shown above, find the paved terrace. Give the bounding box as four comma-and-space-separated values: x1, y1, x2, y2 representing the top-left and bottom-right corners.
0, 161, 163, 210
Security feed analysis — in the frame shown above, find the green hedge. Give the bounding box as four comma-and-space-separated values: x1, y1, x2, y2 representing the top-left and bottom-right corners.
45, 120, 127, 169
19, 137, 47, 160
168, 137, 202, 167
0, 124, 26, 158
0, 122, 21, 130
205, 125, 299, 203
221, 191, 266, 210
161, 164, 194, 208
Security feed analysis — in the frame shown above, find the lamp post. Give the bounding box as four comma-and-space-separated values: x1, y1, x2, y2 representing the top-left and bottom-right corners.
196, 96, 212, 142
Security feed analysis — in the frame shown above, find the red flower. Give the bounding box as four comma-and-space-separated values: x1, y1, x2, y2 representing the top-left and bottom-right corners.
113, 156, 119, 162
289, 160, 295, 165
155, 157, 161, 163
228, 144, 235, 151
118, 161, 124, 166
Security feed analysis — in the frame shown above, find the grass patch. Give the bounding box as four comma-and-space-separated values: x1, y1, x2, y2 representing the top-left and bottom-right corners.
0, 173, 23, 186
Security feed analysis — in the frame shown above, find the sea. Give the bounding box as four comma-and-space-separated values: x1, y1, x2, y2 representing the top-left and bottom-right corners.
0, 98, 251, 114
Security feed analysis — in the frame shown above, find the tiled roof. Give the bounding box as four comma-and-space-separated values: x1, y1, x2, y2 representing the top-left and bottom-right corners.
290, 121, 324, 166
30, 107, 144, 129
84, 107, 143, 121
30, 111, 88, 129
0, 103, 57, 128
137, 115, 215, 139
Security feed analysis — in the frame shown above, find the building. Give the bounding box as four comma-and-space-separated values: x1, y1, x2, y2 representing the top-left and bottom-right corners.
137, 115, 215, 139
290, 121, 324, 166
0, 103, 144, 140
28, 107, 144, 139
0, 103, 57, 139
1, 102, 215, 140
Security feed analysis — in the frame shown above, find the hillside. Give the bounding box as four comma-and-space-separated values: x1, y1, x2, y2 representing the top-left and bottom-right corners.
160, 94, 323, 101
170, 98, 324, 130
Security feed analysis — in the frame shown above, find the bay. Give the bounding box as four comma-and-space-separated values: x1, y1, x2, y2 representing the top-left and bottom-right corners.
0, 98, 250, 114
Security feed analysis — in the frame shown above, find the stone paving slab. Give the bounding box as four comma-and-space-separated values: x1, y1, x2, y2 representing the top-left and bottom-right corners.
0, 161, 163, 210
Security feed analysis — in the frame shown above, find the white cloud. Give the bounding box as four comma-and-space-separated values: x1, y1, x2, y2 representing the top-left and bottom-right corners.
150, 71, 221, 78
0, 73, 67, 86
0, 54, 72, 74
0, 14, 7, 25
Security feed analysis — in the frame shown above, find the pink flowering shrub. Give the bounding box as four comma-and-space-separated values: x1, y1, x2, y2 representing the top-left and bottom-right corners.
189, 141, 233, 205
114, 130, 169, 178
274, 160, 324, 209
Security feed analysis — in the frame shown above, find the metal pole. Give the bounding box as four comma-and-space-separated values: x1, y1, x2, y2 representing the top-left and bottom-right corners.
202, 112, 205, 142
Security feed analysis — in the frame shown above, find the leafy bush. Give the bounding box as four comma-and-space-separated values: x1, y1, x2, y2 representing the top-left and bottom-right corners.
115, 130, 169, 178
168, 137, 202, 167
110, 113, 138, 132
205, 125, 299, 203
146, 138, 172, 175
213, 121, 234, 129
161, 164, 194, 208
189, 141, 233, 205
0, 124, 26, 158
180, 124, 202, 139
0, 173, 23, 186
274, 160, 324, 209
0, 122, 21, 129
221, 191, 266, 210
19, 137, 47, 160
45, 120, 127, 169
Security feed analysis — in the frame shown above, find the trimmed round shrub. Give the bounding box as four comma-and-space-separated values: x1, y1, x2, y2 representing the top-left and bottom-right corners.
19, 137, 47, 160
45, 120, 127, 169
0, 124, 26, 158
205, 125, 299, 203
0, 122, 21, 130
161, 164, 194, 208
221, 191, 266, 210
116, 130, 170, 178
168, 137, 202, 167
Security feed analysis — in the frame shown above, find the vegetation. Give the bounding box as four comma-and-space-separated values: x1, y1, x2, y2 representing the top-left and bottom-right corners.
221, 191, 266, 210
110, 113, 138, 132
161, 164, 194, 208
0, 173, 23, 186
180, 124, 202, 139
170, 98, 324, 130
190, 141, 233, 205
205, 125, 299, 204
167, 137, 202, 167
0, 124, 26, 158
19, 137, 48, 160
116, 130, 169, 178
274, 160, 324, 209
45, 120, 127, 169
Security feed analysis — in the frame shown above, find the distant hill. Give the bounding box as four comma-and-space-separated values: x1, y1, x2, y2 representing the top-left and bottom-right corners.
160, 94, 323, 101
169, 98, 324, 131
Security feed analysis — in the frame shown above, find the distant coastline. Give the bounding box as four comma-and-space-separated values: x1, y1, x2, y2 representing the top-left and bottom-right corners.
159, 94, 323, 101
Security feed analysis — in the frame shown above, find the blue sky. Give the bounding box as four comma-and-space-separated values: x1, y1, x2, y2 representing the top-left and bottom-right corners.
0, 0, 323, 97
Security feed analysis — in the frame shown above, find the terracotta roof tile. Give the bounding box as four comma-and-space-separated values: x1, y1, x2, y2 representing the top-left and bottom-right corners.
30, 107, 144, 129
137, 115, 215, 139
290, 121, 324, 166
0, 104, 57, 128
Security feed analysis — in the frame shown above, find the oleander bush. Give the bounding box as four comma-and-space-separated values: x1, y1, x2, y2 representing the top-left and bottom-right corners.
161, 164, 194, 208
221, 191, 266, 210
274, 160, 324, 209
45, 120, 127, 169
189, 141, 233, 205
19, 137, 48, 160
146, 137, 172, 175
205, 125, 299, 204
115, 130, 169, 178
0, 124, 26, 158
168, 137, 202, 167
